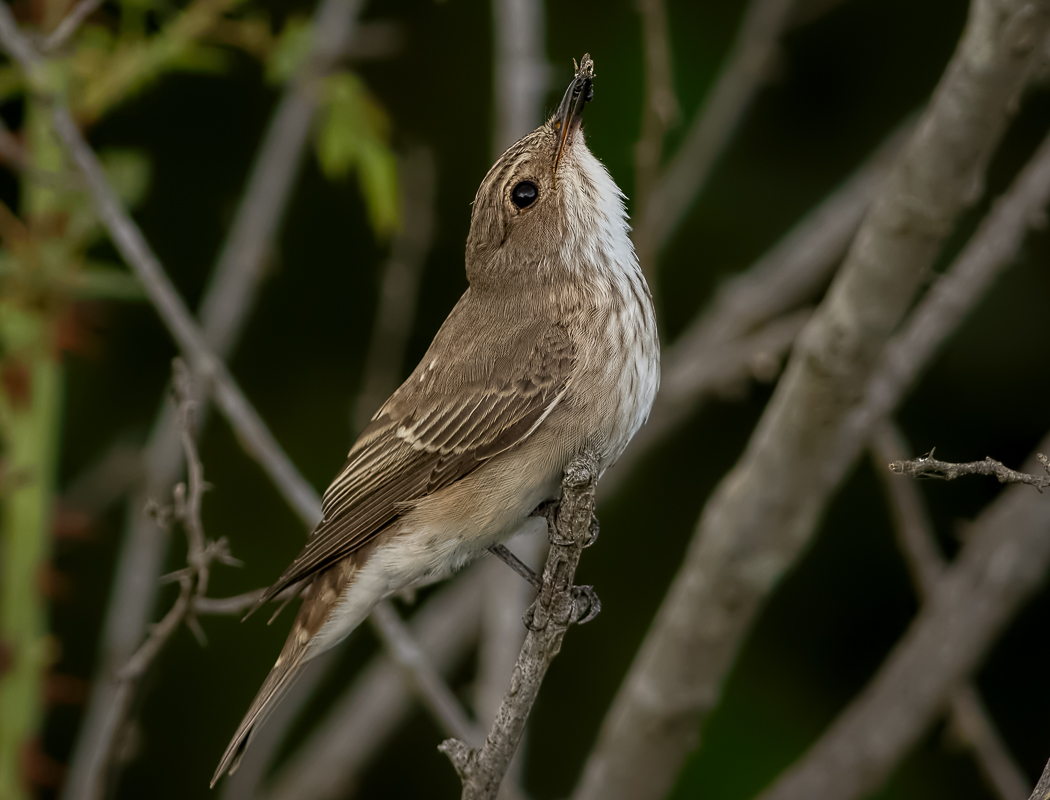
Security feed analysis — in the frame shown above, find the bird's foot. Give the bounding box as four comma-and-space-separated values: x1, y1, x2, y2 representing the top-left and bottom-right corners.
570, 585, 601, 624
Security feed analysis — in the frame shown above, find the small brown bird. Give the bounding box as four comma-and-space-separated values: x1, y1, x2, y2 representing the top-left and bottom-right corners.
212, 54, 659, 783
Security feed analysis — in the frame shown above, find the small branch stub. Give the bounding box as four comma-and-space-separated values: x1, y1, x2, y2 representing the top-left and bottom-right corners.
889, 449, 1050, 491
439, 449, 600, 799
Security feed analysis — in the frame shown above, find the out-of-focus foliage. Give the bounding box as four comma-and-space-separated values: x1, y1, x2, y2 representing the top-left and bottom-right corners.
316, 72, 400, 236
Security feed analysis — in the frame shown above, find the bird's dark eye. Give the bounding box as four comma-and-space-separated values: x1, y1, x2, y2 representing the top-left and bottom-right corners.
511, 181, 538, 209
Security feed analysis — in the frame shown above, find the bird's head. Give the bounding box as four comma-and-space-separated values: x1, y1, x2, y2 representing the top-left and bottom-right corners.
465, 55, 636, 292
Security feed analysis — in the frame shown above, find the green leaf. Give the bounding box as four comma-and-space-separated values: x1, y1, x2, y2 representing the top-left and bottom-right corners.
267, 17, 312, 85
315, 72, 401, 237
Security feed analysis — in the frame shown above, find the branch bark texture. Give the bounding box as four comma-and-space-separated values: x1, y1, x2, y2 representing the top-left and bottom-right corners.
756, 435, 1050, 800
441, 451, 599, 800
573, 4, 1050, 799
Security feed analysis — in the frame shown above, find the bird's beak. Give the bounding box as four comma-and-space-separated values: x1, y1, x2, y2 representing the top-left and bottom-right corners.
553, 54, 595, 176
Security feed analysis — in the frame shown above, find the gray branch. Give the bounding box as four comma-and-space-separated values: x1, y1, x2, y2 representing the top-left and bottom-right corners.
872, 422, 1031, 800
602, 119, 911, 499
573, 3, 1050, 798
1030, 758, 1050, 800
441, 451, 599, 800
755, 433, 1050, 800
259, 567, 487, 800
889, 450, 1050, 490
634, 0, 797, 261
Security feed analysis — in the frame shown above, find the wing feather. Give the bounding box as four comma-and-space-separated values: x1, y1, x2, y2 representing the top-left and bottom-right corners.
249, 314, 574, 611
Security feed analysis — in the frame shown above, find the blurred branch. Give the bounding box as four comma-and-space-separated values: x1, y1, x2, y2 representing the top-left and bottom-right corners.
353, 146, 436, 430
872, 422, 1031, 800
634, 0, 677, 286
474, 7, 550, 797
372, 601, 485, 746
756, 433, 1050, 800
491, 0, 548, 155
117, 361, 240, 682
41, 0, 103, 53
260, 568, 486, 800
0, 115, 27, 171
441, 453, 599, 800
634, 0, 797, 263
888, 450, 1050, 489
602, 120, 912, 499
573, 4, 1050, 798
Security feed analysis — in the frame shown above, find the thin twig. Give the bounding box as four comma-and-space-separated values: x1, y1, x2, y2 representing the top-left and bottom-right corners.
888, 450, 1050, 490
634, 0, 797, 262
755, 434, 1050, 800
371, 601, 485, 747
573, 4, 1050, 797
61, 2, 367, 796
872, 422, 1031, 800
41, 0, 104, 52
441, 451, 599, 800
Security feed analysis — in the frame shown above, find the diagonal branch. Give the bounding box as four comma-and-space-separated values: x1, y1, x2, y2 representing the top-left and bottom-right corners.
872, 422, 1031, 800
573, 4, 1050, 798
755, 433, 1050, 800
441, 452, 599, 800
634, 0, 797, 263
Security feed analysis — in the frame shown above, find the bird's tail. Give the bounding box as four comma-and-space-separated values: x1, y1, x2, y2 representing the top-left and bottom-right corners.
210, 642, 308, 786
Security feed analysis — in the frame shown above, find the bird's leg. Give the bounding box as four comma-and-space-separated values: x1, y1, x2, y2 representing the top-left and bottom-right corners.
488, 543, 542, 590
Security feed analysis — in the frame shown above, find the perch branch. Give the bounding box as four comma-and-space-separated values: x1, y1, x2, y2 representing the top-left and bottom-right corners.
872, 422, 1031, 800
755, 433, 1050, 800
440, 451, 599, 800
573, 4, 1050, 799
888, 451, 1050, 490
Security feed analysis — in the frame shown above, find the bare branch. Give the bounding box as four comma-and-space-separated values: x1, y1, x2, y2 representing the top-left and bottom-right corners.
371, 600, 485, 746
634, 0, 797, 261
1030, 758, 1050, 800
888, 451, 1050, 490
755, 434, 1050, 800
60, 2, 367, 796
872, 422, 1031, 800
490, 0, 548, 156
602, 118, 911, 499
41, 0, 104, 52
260, 569, 486, 800
634, 0, 678, 286
441, 452, 599, 799
353, 147, 437, 430
573, 4, 1050, 798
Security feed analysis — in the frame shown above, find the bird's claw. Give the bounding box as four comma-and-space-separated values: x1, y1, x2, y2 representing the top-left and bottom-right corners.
583, 514, 600, 547
570, 585, 601, 624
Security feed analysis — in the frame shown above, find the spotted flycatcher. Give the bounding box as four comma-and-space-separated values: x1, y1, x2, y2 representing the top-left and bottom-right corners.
212, 54, 659, 783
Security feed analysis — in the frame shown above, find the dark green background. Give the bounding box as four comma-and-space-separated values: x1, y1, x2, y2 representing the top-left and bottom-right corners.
21, 0, 1050, 797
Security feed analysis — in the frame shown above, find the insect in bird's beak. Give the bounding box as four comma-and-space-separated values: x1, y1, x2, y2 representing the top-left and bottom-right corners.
553, 55, 595, 177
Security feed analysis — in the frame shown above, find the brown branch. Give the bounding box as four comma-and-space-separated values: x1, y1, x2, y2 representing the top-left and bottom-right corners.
573, 4, 1050, 798
754, 433, 1050, 800
634, 0, 797, 263
441, 451, 599, 800
888, 450, 1050, 490
872, 422, 1031, 800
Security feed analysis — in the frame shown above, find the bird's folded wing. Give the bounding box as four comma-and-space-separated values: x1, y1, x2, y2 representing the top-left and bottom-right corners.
252, 322, 574, 609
